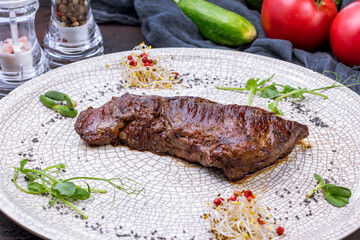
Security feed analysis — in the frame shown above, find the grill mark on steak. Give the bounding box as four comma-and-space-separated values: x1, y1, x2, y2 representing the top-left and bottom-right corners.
74, 93, 309, 181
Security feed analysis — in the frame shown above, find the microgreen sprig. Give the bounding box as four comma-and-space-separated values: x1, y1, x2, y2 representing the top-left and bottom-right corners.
39, 91, 78, 118
306, 173, 351, 208
216, 74, 275, 106
216, 73, 360, 115
12, 159, 145, 219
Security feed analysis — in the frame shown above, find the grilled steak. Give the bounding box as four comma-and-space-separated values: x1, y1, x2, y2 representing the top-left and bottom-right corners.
75, 93, 309, 181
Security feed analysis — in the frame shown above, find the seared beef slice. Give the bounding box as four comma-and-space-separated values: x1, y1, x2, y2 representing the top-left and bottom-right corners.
75, 93, 309, 181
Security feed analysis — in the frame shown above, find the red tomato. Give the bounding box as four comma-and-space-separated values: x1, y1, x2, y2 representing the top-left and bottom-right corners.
261, 0, 338, 51
330, 1, 360, 67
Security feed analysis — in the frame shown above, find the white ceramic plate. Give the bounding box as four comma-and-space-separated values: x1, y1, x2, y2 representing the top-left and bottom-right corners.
0, 48, 359, 240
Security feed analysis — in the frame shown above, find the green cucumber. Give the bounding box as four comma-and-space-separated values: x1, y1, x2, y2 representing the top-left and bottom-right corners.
173, 0, 257, 47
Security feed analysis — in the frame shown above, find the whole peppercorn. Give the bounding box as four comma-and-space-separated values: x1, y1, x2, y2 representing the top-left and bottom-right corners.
58, 4, 67, 13
229, 195, 237, 201
276, 227, 284, 235
233, 190, 242, 196
55, 0, 88, 27
213, 198, 224, 206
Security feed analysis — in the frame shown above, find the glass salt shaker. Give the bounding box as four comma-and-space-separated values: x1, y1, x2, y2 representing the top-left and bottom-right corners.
44, 0, 104, 69
0, 0, 47, 97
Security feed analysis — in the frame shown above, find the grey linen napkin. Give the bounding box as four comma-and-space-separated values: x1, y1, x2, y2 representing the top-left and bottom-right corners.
92, 0, 360, 94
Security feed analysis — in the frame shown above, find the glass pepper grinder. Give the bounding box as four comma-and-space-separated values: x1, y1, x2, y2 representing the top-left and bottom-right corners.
44, 0, 104, 69
0, 0, 47, 97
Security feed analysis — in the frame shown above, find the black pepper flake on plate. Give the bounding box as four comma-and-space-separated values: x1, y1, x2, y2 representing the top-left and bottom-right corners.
309, 116, 329, 128
116, 234, 131, 237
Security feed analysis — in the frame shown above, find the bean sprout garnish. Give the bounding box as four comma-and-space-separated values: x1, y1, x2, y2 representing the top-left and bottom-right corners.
202, 190, 284, 239
119, 42, 179, 89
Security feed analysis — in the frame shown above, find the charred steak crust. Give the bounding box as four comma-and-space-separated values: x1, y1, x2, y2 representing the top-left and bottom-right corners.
75, 93, 309, 181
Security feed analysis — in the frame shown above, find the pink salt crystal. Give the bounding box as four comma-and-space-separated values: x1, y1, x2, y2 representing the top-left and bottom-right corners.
1, 44, 14, 54
21, 41, 31, 51
19, 36, 28, 43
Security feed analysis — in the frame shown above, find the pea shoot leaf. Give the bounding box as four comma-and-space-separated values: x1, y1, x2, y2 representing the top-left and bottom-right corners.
53, 182, 77, 197
280, 85, 297, 94
245, 78, 258, 90
291, 88, 307, 99
260, 85, 279, 99
25, 172, 37, 182
55, 163, 66, 170
12, 160, 144, 219
73, 183, 91, 200
20, 159, 28, 173
28, 182, 45, 193
323, 184, 352, 207
314, 173, 324, 184
268, 103, 283, 115
307, 174, 351, 208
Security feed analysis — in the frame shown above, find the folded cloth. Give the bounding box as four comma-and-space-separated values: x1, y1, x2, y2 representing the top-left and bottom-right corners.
91, 0, 360, 94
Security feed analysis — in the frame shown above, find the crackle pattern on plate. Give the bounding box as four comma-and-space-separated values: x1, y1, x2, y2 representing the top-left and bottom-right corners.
0, 48, 359, 240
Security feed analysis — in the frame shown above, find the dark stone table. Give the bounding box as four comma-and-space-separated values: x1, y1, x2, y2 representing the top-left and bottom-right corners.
0, 1, 359, 239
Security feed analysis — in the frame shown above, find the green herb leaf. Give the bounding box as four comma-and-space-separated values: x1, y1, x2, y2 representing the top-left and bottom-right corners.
73, 183, 91, 200
245, 78, 257, 90
12, 159, 144, 219
28, 182, 45, 193
307, 174, 351, 208
257, 74, 275, 87
45, 91, 66, 101
290, 88, 306, 99
268, 103, 283, 115
259, 85, 279, 99
55, 163, 66, 170
25, 172, 37, 182
280, 85, 297, 94
323, 184, 351, 207
19, 159, 28, 173
216, 73, 360, 115
53, 182, 77, 197
314, 173, 324, 184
